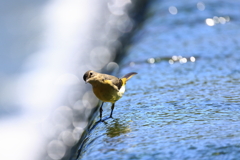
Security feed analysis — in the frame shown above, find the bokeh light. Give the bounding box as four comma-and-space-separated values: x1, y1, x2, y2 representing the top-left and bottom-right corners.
169, 6, 178, 15
106, 62, 119, 71
90, 46, 113, 70
47, 140, 66, 160
179, 57, 187, 63
206, 18, 215, 26
172, 55, 178, 61
197, 2, 205, 11
147, 58, 155, 64
190, 56, 196, 62
206, 16, 230, 26
169, 59, 174, 64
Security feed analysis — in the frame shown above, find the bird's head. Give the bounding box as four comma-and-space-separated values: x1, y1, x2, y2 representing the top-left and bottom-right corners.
83, 70, 97, 84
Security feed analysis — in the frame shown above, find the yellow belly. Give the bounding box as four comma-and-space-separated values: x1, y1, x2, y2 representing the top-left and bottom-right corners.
92, 83, 125, 103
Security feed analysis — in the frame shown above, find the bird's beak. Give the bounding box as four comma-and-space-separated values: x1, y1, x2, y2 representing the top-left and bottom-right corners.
85, 79, 89, 84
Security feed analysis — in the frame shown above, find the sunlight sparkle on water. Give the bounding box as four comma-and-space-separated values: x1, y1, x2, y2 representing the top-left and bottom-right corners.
148, 58, 155, 64
172, 55, 178, 61
206, 18, 215, 26
206, 16, 230, 26
179, 58, 187, 63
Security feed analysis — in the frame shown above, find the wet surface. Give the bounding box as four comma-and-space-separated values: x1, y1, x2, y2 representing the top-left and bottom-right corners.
78, 0, 240, 159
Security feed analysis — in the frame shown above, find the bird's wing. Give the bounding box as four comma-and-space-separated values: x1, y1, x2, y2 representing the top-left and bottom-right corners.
102, 72, 137, 90
103, 74, 122, 90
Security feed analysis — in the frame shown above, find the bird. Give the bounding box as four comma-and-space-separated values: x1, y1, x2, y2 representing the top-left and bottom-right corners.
83, 70, 137, 121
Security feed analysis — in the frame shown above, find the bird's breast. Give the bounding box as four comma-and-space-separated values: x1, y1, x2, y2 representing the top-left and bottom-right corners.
92, 82, 125, 103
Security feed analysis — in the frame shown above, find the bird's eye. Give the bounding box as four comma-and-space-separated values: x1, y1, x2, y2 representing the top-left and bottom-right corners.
89, 72, 93, 76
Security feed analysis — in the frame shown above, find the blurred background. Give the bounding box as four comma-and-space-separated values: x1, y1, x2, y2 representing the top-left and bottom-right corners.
0, 0, 142, 159
1, 0, 240, 160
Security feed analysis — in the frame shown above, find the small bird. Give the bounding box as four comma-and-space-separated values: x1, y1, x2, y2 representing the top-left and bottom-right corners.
83, 70, 137, 121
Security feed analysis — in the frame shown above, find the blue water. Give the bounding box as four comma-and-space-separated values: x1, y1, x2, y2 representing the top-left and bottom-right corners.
78, 0, 240, 159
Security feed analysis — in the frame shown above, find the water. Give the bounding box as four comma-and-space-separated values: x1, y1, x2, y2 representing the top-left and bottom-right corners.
78, 0, 240, 159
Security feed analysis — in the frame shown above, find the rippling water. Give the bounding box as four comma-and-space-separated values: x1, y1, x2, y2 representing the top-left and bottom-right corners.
79, 0, 240, 159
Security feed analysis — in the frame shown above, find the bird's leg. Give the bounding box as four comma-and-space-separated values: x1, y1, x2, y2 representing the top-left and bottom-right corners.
110, 103, 115, 118
100, 102, 104, 121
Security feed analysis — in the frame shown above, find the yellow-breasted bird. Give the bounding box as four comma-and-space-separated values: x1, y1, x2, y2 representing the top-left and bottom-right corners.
83, 70, 137, 121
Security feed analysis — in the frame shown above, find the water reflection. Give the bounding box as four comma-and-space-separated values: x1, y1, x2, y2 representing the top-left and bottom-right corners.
106, 119, 131, 138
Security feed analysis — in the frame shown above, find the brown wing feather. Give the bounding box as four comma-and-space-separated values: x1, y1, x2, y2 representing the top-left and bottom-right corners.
102, 74, 122, 90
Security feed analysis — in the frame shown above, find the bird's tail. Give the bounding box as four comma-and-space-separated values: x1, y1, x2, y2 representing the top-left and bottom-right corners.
121, 72, 137, 85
